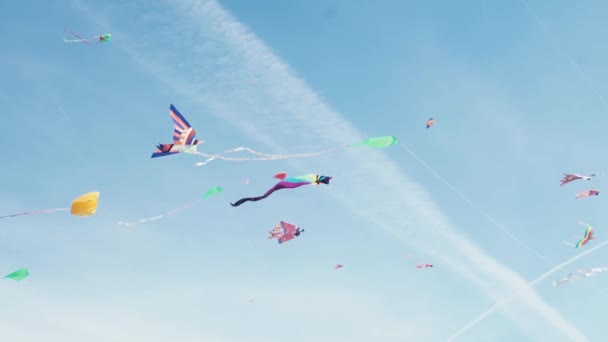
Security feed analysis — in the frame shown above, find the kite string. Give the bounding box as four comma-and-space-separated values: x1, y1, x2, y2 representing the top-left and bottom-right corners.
397, 143, 554, 264
192, 145, 348, 166
117, 201, 198, 227
0, 208, 69, 219
63, 29, 100, 45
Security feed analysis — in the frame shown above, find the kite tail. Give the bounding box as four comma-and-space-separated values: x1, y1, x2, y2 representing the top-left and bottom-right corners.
117, 202, 197, 226
192, 145, 347, 166
63, 29, 102, 45
0, 208, 69, 219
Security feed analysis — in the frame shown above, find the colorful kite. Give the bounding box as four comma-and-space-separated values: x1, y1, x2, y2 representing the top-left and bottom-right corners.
193, 136, 398, 166
267, 221, 304, 244
576, 189, 599, 199
426, 118, 435, 129
151, 104, 203, 158
118, 186, 222, 226
4, 268, 29, 281
560, 173, 596, 186
273, 172, 287, 180
0, 192, 99, 219
553, 267, 608, 286
230, 174, 331, 207
563, 223, 595, 248
417, 264, 433, 269
64, 29, 111, 45
334, 264, 343, 270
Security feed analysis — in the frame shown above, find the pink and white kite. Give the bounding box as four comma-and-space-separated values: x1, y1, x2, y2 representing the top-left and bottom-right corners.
560, 173, 596, 186
576, 189, 599, 199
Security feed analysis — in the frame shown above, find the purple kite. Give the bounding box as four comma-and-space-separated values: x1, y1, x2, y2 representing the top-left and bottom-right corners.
230, 174, 331, 207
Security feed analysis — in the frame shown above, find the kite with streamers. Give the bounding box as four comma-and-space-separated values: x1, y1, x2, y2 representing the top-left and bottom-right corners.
560, 173, 596, 186
417, 264, 433, 269
64, 29, 111, 45
426, 118, 435, 129
4, 268, 29, 281
268, 221, 304, 244
151, 104, 203, 158
230, 174, 331, 207
563, 222, 595, 248
0, 192, 99, 219
118, 187, 222, 226
553, 267, 608, 286
576, 189, 599, 199
193, 136, 398, 166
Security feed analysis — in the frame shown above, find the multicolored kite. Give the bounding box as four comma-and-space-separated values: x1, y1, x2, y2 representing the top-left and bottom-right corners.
0, 192, 99, 219
553, 267, 608, 286
267, 221, 304, 244
563, 223, 595, 248
231, 174, 331, 207
151, 104, 203, 158
4, 268, 29, 281
64, 29, 111, 45
118, 186, 223, 226
576, 189, 599, 199
560, 173, 596, 186
426, 118, 435, 129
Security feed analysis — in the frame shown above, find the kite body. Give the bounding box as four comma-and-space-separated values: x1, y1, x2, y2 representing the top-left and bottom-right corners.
334, 264, 343, 270
231, 174, 331, 207
151, 104, 202, 158
426, 118, 435, 129
71, 192, 99, 216
576, 189, 599, 199
417, 264, 433, 269
560, 173, 596, 186
268, 221, 304, 244
4, 268, 28, 281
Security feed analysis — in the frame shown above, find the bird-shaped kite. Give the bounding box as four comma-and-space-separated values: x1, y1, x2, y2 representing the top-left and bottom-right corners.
151, 104, 203, 158
560, 173, 596, 186
230, 174, 331, 207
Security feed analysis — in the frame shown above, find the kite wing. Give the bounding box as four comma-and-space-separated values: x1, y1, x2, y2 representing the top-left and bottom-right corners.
151, 105, 201, 158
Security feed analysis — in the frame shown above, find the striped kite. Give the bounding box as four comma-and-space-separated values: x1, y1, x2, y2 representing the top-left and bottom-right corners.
231, 174, 331, 207
151, 104, 203, 158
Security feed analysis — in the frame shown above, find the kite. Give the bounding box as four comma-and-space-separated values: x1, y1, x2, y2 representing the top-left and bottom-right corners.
63, 29, 111, 45
193, 136, 398, 166
334, 264, 343, 270
230, 174, 331, 207
0, 192, 99, 219
118, 186, 222, 226
151, 104, 203, 158
242, 179, 249, 185
563, 222, 595, 248
4, 268, 29, 281
553, 267, 608, 286
560, 173, 596, 186
417, 264, 433, 269
267, 221, 304, 244
576, 189, 599, 199
274, 172, 287, 180
426, 118, 435, 129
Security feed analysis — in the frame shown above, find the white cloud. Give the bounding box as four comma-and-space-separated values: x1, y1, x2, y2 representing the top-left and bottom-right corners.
70, 0, 587, 340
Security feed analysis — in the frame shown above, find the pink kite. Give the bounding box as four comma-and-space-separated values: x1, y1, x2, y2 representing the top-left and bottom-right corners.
560, 173, 596, 186
273, 172, 287, 180
416, 264, 433, 269
334, 264, 343, 270
576, 190, 599, 199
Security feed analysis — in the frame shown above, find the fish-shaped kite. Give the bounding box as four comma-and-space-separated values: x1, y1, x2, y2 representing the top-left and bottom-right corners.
426, 118, 435, 129
151, 104, 203, 158
64, 29, 111, 45
560, 173, 596, 186
267, 221, 304, 244
553, 267, 608, 286
576, 189, 599, 199
0, 192, 99, 219
231, 174, 331, 207
4, 268, 29, 281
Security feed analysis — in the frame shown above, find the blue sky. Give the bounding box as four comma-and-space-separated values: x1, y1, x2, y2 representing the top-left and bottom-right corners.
1, 0, 607, 340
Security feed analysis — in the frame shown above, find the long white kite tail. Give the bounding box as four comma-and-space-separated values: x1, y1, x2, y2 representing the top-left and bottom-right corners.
192, 145, 347, 166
